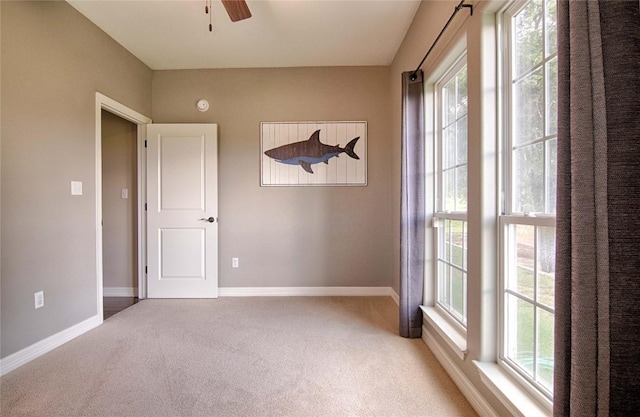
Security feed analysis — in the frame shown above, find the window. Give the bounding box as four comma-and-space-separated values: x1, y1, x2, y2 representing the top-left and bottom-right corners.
500, 0, 557, 401
435, 55, 468, 329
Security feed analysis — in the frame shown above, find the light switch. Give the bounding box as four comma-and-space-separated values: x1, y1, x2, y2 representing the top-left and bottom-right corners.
71, 181, 83, 196
34, 291, 44, 309
121, 188, 129, 199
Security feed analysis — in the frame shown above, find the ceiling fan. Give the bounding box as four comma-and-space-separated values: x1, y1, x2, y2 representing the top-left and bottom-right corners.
221, 0, 252, 22
205, 0, 252, 31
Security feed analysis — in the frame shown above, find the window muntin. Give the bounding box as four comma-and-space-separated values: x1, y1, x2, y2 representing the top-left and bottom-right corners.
509, 0, 558, 216
501, 0, 557, 400
502, 218, 555, 394
435, 56, 468, 328
437, 218, 468, 324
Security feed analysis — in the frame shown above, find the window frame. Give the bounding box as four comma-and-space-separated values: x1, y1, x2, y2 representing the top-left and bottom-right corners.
433, 52, 469, 332
498, 0, 557, 405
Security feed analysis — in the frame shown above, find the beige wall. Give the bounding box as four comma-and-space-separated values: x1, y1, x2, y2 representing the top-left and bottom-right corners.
101, 110, 137, 290
1, 1, 152, 357
152, 67, 394, 288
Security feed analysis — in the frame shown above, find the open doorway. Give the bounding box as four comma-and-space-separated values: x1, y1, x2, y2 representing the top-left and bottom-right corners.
95, 93, 151, 321
101, 110, 139, 318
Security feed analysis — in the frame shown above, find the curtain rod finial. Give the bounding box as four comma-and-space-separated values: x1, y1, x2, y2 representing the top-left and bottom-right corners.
455, 2, 473, 15
410, 1, 473, 77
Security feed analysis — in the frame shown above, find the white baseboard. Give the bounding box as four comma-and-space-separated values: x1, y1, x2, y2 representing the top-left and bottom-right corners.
103, 287, 137, 297
219, 286, 396, 298
422, 326, 499, 417
0, 314, 101, 377
390, 289, 399, 305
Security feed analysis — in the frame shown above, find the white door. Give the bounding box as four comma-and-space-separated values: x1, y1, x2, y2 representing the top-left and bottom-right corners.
146, 124, 218, 298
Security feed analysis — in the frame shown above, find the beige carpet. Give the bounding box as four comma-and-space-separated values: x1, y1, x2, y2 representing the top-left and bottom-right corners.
0, 297, 477, 417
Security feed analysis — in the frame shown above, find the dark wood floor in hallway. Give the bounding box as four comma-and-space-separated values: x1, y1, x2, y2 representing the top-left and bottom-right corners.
103, 297, 138, 319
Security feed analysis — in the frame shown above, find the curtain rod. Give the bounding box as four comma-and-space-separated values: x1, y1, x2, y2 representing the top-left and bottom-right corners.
410, 0, 474, 81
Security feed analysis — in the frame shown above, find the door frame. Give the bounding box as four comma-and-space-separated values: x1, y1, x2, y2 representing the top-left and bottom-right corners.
95, 93, 152, 320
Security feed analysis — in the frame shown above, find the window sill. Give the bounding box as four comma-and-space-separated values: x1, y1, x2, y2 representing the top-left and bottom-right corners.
420, 306, 467, 360
473, 361, 551, 417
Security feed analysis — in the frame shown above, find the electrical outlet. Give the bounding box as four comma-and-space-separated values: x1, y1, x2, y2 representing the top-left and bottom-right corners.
34, 291, 44, 309
232, 258, 239, 268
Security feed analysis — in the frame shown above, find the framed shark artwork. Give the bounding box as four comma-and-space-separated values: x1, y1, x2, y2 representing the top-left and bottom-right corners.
261, 121, 367, 186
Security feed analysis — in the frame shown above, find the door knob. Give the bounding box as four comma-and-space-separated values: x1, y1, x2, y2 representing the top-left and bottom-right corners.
200, 217, 216, 223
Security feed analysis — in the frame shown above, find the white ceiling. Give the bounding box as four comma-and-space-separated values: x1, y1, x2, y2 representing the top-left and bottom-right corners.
66, 0, 421, 70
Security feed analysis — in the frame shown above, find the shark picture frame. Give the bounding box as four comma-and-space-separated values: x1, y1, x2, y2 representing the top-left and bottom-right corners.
260, 121, 367, 186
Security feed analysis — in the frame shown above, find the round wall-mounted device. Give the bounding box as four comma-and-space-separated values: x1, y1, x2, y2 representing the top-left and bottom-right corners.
196, 99, 209, 112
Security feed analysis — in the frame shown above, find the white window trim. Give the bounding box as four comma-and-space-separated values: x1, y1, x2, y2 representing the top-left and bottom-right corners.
421, 37, 469, 356
502, 0, 558, 218
474, 361, 552, 416
435, 52, 468, 215
483, 0, 557, 409
433, 215, 469, 328
421, 306, 467, 360
498, 215, 556, 404
433, 52, 469, 329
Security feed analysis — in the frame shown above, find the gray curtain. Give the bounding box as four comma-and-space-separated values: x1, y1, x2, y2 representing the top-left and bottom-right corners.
554, 1, 640, 415
399, 71, 425, 338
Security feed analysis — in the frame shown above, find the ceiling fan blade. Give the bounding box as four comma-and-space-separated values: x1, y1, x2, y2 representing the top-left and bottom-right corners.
221, 0, 252, 22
